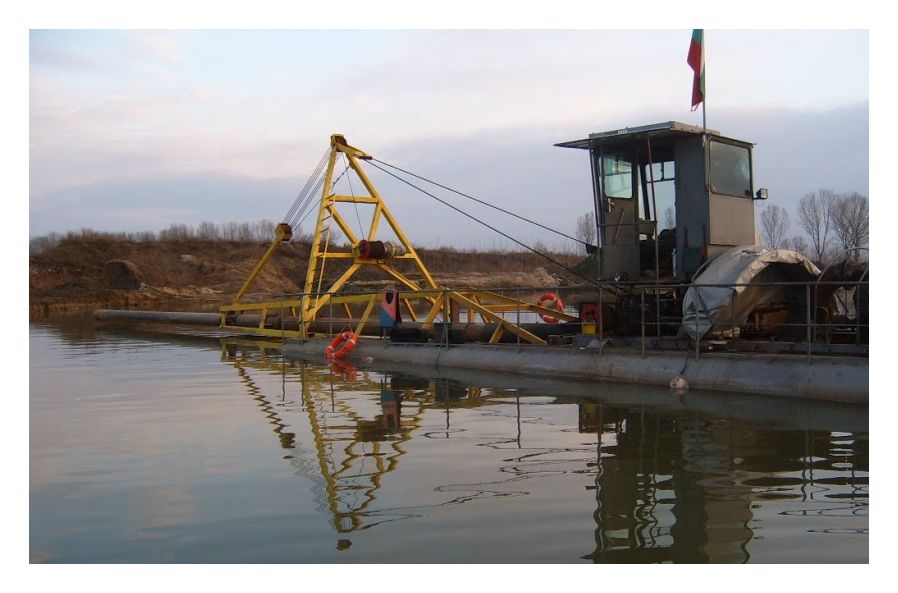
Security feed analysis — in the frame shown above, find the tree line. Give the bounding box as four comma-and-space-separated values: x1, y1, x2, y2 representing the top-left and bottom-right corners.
29, 220, 301, 255
571, 188, 868, 266
759, 189, 869, 264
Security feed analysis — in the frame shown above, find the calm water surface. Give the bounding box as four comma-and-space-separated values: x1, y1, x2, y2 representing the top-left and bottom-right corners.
29, 317, 869, 563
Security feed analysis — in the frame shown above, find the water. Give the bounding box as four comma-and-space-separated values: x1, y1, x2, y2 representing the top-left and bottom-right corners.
29, 317, 869, 563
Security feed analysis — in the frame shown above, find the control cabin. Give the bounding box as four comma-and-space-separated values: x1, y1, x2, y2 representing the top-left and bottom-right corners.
557, 121, 766, 282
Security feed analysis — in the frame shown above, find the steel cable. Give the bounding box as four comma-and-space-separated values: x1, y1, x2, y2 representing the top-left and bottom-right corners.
372, 158, 595, 249
284, 147, 330, 224
291, 160, 353, 231
368, 161, 605, 288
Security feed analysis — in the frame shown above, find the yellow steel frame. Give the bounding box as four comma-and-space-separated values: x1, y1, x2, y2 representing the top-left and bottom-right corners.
219, 287, 577, 344
219, 134, 578, 344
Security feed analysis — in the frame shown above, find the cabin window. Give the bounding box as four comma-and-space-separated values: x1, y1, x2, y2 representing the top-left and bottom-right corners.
710, 141, 752, 197
642, 161, 676, 231
601, 152, 633, 199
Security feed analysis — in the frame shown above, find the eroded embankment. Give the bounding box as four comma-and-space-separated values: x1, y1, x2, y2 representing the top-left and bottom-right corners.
30, 235, 584, 319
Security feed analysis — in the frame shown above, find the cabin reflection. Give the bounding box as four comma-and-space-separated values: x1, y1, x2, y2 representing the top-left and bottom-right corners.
578, 404, 754, 563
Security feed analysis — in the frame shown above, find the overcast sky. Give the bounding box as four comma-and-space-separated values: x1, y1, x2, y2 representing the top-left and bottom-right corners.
29, 29, 868, 248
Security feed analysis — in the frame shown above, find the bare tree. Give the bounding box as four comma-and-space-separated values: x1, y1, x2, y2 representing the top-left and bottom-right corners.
575, 211, 596, 248
196, 221, 220, 240
788, 235, 809, 256
832, 192, 869, 259
29, 232, 62, 255
759, 204, 791, 249
797, 189, 836, 263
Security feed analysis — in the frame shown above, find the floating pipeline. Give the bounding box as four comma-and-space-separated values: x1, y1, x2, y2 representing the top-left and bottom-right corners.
93, 309, 582, 343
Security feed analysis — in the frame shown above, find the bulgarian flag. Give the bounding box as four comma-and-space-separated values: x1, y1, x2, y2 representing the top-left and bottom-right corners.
687, 29, 705, 111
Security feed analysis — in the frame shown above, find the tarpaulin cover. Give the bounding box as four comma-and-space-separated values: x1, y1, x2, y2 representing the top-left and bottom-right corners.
681, 246, 821, 340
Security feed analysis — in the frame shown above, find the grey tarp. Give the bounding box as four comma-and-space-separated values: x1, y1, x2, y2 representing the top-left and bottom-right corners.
681, 245, 821, 340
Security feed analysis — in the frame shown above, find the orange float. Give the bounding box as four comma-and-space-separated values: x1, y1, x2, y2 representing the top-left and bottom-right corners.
536, 293, 564, 323
325, 331, 358, 359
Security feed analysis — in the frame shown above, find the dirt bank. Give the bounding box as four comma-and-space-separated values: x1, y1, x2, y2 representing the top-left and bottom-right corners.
29, 236, 585, 319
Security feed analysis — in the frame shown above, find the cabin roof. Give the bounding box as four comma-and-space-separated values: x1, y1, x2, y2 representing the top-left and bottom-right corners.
555, 121, 753, 150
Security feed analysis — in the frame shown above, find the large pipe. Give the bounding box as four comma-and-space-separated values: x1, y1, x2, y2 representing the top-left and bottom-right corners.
93, 309, 582, 343
94, 309, 221, 325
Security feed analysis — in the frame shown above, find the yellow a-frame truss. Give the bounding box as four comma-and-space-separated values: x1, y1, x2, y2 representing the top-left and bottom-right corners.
299, 134, 437, 321
218, 134, 578, 343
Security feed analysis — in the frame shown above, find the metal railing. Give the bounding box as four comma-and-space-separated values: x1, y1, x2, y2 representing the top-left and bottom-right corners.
627, 279, 869, 360
221, 279, 868, 359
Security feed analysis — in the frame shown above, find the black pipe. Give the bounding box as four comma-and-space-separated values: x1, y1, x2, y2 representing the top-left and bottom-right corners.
93, 309, 582, 343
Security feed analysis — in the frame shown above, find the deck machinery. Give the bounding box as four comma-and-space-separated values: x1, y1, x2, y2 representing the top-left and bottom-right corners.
218, 134, 578, 345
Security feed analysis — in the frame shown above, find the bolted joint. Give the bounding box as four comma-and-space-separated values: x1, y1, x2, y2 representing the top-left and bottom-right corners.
331, 133, 372, 160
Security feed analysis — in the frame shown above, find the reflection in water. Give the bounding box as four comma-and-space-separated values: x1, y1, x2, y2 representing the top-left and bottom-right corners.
217, 336, 868, 563
31, 318, 868, 563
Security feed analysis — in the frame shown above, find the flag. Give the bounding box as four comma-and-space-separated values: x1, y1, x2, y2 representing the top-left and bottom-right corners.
687, 29, 704, 111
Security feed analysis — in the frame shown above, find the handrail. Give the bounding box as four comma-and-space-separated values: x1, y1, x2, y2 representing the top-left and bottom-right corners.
217, 278, 869, 360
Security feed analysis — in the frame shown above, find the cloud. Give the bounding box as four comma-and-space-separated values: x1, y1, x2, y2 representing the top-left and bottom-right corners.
30, 104, 869, 252
127, 30, 185, 63
29, 173, 300, 235
28, 31, 869, 247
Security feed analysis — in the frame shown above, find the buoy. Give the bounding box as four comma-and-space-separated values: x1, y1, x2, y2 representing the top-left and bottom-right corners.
325, 331, 358, 360
669, 376, 689, 393
536, 293, 564, 323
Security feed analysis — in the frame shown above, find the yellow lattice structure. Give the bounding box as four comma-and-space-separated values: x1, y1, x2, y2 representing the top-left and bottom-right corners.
219, 134, 577, 344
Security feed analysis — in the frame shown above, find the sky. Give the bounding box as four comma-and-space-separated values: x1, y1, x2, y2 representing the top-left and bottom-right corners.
29, 28, 870, 249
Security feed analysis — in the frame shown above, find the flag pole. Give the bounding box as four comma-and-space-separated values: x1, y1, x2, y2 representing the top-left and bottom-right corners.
702, 34, 711, 201
702, 31, 707, 135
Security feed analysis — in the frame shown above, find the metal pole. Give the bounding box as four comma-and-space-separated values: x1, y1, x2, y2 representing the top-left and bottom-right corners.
695, 309, 700, 360
646, 138, 661, 337
702, 31, 708, 135
641, 287, 646, 359
806, 283, 812, 360
443, 289, 449, 348
598, 287, 603, 345
731, 293, 736, 339
298, 294, 305, 340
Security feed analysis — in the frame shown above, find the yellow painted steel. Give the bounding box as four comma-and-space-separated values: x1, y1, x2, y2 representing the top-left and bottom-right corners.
220, 134, 578, 344
231, 222, 292, 305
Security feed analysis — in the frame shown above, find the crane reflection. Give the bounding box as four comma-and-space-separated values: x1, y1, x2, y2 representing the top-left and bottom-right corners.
219, 337, 868, 563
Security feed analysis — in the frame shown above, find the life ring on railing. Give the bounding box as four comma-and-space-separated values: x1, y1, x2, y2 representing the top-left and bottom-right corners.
536, 293, 564, 323
325, 331, 358, 360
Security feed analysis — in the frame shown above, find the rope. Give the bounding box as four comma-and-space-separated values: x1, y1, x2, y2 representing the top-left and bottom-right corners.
372, 158, 595, 249
368, 161, 608, 288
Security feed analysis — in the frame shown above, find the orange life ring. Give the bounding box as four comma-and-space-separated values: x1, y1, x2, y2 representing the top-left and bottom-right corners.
325, 331, 358, 359
536, 293, 564, 323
